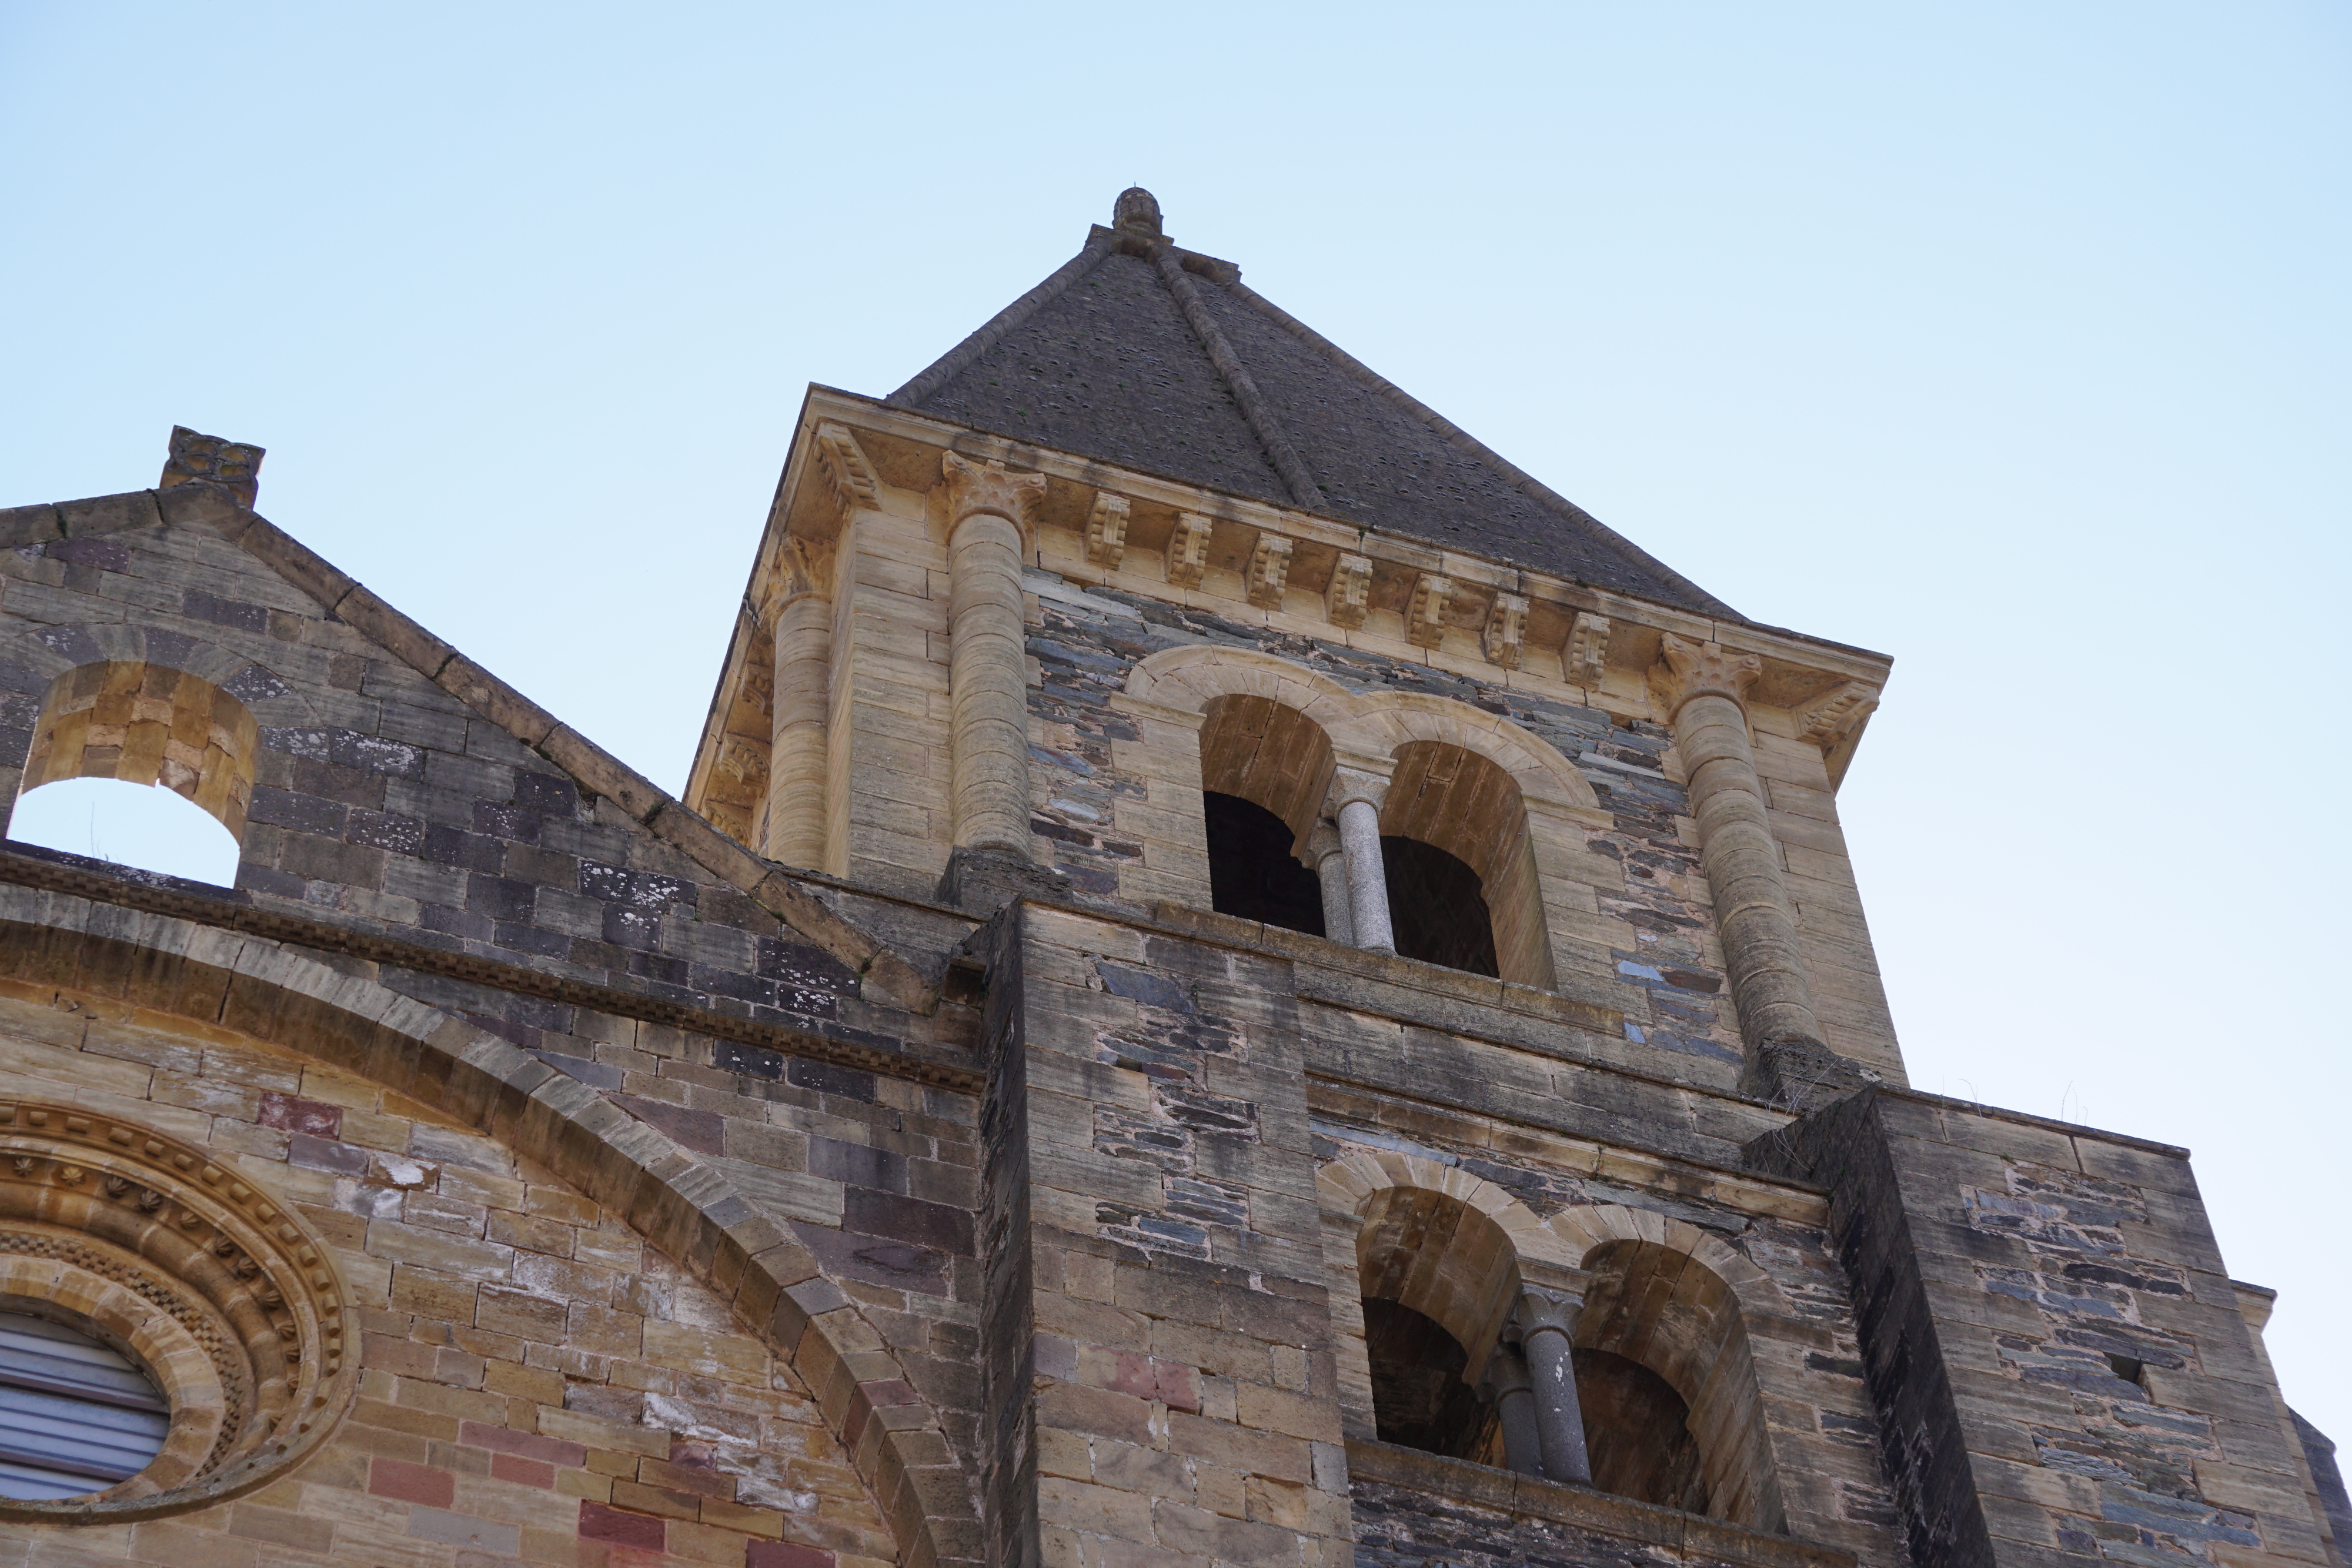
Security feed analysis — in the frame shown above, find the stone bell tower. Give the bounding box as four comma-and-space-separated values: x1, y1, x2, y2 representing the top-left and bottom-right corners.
0, 192, 2336, 1568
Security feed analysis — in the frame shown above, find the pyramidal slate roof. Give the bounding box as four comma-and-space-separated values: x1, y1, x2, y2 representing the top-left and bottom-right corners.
888, 189, 1738, 620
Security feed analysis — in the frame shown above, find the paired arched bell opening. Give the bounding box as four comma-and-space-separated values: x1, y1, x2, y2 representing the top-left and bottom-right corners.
1324, 1158, 1788, 1533
1191, 688, 1550, 987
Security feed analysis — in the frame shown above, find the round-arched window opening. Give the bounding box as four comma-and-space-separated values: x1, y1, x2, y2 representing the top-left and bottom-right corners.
1205, 791, 1325, 937
5, 777, 240, 887
0, 1310, 169, 1501
1380, 836, 1499, 978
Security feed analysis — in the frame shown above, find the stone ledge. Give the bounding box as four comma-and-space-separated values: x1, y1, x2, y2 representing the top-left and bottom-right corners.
1345, 1439, 1856, 1568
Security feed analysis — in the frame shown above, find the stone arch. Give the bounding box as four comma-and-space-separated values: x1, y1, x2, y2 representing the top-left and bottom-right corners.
1545, 1203, 1790, 1531
0, 624, 317, 836
1125, 646, 1606, 989
0, 883, 973, 1567
1318, 1151, 1572, 1446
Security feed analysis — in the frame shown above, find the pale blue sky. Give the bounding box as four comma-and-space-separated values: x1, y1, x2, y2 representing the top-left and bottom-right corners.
5, 4, 2348, 1445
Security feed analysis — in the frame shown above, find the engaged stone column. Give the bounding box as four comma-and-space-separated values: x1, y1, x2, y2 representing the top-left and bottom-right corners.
1651, 635, 1826, 1059
1308, 820, 1353, 947
942, 454, 1046, 858
1331, 770, 1394, 954
1478, 1342, 1543, 1477
1516, 1287, 1592, 1485
762, 541, 833, 868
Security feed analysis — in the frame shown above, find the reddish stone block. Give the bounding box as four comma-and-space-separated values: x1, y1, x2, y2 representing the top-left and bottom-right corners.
462, 1419, 589, 1468
1153, 1358, 1202, 1413
370, 1455, 456, 1509
258, 1091, 343, 1137
745, 1543, 835, 1568
579, 1500, 666, 1550
491, 1452, 556, 1488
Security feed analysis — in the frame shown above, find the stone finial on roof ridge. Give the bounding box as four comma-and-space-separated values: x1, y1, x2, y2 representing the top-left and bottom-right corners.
1113, 186, 1164, 238
162, 426, 264, 507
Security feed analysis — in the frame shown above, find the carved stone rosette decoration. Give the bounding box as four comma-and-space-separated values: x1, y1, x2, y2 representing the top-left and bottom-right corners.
0, 1099, 356, 1523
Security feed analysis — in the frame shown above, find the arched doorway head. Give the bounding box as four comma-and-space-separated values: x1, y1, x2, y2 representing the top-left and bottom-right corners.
1549, 1205, 1792, 1532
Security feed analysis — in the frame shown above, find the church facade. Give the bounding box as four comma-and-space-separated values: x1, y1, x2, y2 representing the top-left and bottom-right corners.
0, 189, 2339, 1568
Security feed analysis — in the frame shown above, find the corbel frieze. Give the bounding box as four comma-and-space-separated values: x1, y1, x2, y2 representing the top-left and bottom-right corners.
1795, 681, 1880, 748
1087, 492, 1130, 569
1563, 612, 1611, 687
1166, 512, 1213, 588
1405, 573, 1454, 650
1247, 533, 1295, 609
1481, 592, 1527, 669
1325, 553, 1372, 628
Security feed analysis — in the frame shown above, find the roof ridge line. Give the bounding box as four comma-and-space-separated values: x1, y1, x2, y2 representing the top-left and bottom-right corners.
1226, 279, 1742, 621
888, 232, 1116, 407
1151, 247, 1328, 513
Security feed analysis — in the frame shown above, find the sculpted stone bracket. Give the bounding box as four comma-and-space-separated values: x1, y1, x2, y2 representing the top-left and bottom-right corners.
1247, 532, 1294, 609
1325, 552, 1372, 628
1086, 491, 1130, 569
1563, 612, 1611, 688
1406, 573, 1454, 650
812, 421, 880, 529
1482, 592, 1527, 670
0, 1099, 357, 1523
1165, 511, 1212, 588
1795, 680, 1879, 748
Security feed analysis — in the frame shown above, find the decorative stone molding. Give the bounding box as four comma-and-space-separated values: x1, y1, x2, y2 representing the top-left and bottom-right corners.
1563, 612, 1611, 688
1085, 492, 1130, 569
1165, 511, 1212, 588
1649, 633, 1762, 721
1481, 593, 1527, 670
812, 422, 880, 525
759, 536, 836, 620
941, 452, 1046, 533
1325, 553, 1372, 629
1245, 533, 1294, 609
1794, 681, 1879, 748
0, 1099, 356, 1523
1405, 573, 1454, 649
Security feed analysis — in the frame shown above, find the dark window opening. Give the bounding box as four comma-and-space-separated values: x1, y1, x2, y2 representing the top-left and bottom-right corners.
2106, 1353, 2146, 1389
1362, 1298, 1498, 1463
1381, 835, 1499, 977
1204, 791, 1323, 937
1576, 1348, 1709, 1514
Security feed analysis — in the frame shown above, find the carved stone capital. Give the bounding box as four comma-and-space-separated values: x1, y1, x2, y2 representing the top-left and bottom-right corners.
1514, 1284, 1588, 1341
1327, 763, 1389, 813
1307, 818, 1344, 864
1086, 492, 1130, 569
1325, 553, 1372, 629
1481, 593, 1527, 670
1405, 574, 1454, 649
1650, 633, 1760, 720
1563, 612, 1611, 688
1246, 533, 1294, 609
941, 452, 1045, 531
813, 422, 880, 525
1795, 681, 1879, 748
759, 536, 836, 621
1165, 512, 1212, 588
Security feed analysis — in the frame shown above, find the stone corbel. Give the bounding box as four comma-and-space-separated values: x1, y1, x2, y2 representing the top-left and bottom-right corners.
1405, 573, 1454, 649
941, 452, 1047, 534
1246, 533, 1294, 609
1563, 611, 1611, 688
813, 422, 881, 526
1648, 632, 1761, 722
1795, 680, 1880, 748
1481, 593, 1527, 670
1087, 492, 1130, 569
1166, 511, 1212, 588
1325, 553, 1372, 628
